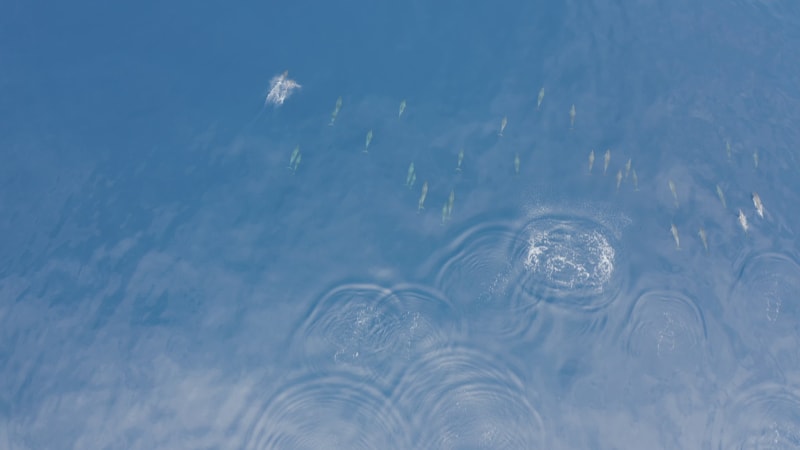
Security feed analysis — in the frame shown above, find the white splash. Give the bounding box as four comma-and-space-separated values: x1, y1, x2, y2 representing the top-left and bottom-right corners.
525, 229, 614, 293
266, 70, 301, 106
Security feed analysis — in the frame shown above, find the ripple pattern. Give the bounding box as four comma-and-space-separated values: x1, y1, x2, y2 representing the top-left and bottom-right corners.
706, 382, 800, 449
728, 252, 800, 346
427, 207, 626, 342
507, 213, 623, 311
292, 282, 459, 383
394, 345, 547, 449
425, 220, 540, 340
619, 288, 708, 372
427, 220, 518, 310
245, 372, 411, 450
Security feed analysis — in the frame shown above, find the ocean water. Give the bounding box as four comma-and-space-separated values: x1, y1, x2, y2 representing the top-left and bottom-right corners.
2, 0, 800, 448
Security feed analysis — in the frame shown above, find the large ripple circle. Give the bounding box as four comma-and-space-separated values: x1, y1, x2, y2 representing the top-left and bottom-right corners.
244, 372, 411, 449
728, 251, 800, 347
507, 213, 623, 311
427, 220, 518, 310
705, 381, 800, 449
393, 345, 548, 449
618, 288, 708, 373
290, 281, 460, 384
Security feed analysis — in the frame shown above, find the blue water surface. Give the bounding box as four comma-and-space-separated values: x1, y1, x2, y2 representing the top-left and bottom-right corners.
2, 0, 800, 448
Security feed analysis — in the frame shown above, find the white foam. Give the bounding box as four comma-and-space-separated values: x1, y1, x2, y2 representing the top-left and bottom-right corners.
524, 227, 615, 294
266, 71, 301, 106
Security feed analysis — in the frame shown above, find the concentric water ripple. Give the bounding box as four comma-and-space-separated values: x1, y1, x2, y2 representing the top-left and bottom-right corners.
426, 219, 518, 309
244, 372, 411, 449
507, 212, 624, 312
728, 252, 800, 346
706, 382, 800, 449
422, 218, 545, 341
394, 345, 547, 449
619, 288, 708, 373
426, 207, 626, 341
292, 281, 459, 383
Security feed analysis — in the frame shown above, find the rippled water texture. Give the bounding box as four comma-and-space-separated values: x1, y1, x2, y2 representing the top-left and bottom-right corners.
394, 346, 547, 449
706, 382, 800, 449
290, 282, 460, 385
728, 252, 800, 350
245, 372, 411, 449
620, 287, 708, 373
257, 204, 627, 446
511, 212, 622, 310
426, 205, 627, 342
